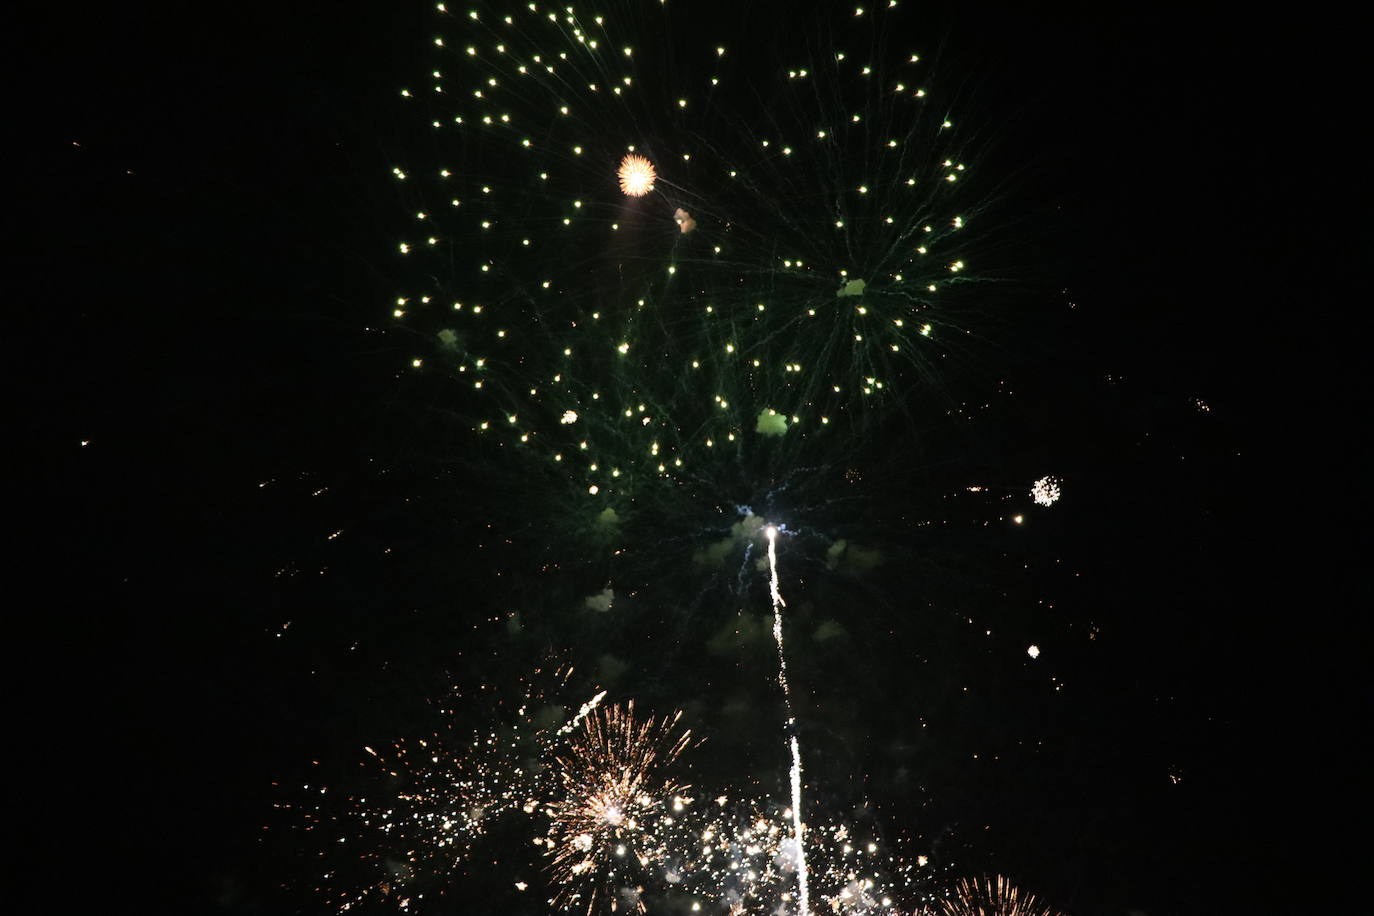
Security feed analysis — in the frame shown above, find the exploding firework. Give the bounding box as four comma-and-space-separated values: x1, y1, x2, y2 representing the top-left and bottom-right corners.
392, 0, 995, 514
292, 2, 1072, 912
618, 153, 656, 197
283, 672, 963, 915
543, 702, 693, 914
936, 875, 1065, 916
1030, 476, 1061, 507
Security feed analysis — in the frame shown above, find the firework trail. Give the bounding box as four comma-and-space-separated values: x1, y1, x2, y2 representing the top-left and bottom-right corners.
1030, 476, 1061, 507
766, 524, 810, 916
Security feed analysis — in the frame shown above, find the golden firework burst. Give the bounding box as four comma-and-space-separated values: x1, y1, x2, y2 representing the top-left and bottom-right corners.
544, 702, 692, 913
938, 875, 1066, 916
617, 153, 656, 196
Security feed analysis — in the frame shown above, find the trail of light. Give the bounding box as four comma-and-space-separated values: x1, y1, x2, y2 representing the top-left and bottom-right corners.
559, 689, 609, 735
766, 525, 810, 916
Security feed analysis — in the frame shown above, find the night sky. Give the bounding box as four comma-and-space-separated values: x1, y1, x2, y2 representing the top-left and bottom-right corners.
22, 2, 1358, 914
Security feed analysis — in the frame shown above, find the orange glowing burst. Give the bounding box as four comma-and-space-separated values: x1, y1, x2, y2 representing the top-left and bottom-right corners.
618, 153, 656, 196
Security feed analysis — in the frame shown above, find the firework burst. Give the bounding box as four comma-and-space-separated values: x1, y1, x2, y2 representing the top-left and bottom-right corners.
392, 0, 993, 512
277, 669, 587, 911
543, 702, 693, 914
936, 875, 1065, 916
1030, 476, 1061, 507
618, 153, 656, 197
282, 674, 957, 915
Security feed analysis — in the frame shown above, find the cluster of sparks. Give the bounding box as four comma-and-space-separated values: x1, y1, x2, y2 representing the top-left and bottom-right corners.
393, 0, 982, 505
285, 673, 979, 915
936, 875, 1066, 916
766, 525, 811, 916
543, 702, 692, 913
1030, 476, 1061, 507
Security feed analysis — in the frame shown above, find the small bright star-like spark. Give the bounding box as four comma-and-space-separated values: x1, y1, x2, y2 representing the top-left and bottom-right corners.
618, 153, 656, 196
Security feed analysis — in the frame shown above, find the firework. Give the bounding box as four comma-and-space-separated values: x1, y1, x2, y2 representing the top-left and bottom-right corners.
279, 669, 581, 911
936, 875, 1065, 916
296, 1, 1072, 912
618, 153, 656, 197
765, 524, 810, 916
544, 702, 693, 914
283, 670, 960, 915
1030, 476, 1061, 507
392, 1, 990, 511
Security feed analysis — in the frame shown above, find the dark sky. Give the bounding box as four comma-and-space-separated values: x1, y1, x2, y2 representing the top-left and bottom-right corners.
20, 2, 1359, 914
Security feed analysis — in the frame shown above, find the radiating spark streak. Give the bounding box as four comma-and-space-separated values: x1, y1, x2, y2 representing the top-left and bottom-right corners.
765, 525, 810, 916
